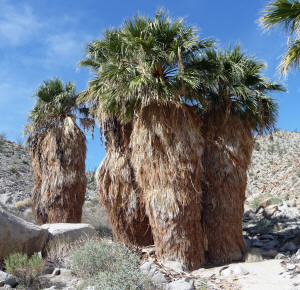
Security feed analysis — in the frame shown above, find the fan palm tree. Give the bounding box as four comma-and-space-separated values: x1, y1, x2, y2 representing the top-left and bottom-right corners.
260, 0, 300, 76
80, 9, 214, 268
25, 78, 92, 225
196, 45, 285, 264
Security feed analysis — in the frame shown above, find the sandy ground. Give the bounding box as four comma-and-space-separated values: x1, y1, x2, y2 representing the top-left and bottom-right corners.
192, 259, 300, 290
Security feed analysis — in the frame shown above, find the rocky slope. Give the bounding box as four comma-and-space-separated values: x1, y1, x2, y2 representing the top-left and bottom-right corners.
0, 135, 98, 212
246, 130, 300, 208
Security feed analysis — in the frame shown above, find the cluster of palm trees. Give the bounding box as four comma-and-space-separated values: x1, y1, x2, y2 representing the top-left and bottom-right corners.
25, 4, 296, 269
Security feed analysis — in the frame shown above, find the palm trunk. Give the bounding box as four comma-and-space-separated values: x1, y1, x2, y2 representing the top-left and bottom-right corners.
97, 119, 153, 246
202, 113, 254, 265
131, 104, 205, 269
31, 117, 86, 225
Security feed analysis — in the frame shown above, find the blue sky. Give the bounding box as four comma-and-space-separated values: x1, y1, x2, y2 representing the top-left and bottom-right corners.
1, 0, 299, 170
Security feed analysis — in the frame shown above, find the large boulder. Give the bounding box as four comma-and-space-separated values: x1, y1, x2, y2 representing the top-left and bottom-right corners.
0, 209, 48, 260
41, 223, 98, 244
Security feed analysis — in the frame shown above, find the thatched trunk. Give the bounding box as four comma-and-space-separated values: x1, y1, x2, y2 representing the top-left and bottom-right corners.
130, 104, 205, 269
202, 113, 254, 265
96, 119, 153, 247
30, 117, 86, 225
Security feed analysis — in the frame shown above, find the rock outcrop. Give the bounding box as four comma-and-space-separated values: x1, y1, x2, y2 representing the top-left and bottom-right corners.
0, 208, 48, 260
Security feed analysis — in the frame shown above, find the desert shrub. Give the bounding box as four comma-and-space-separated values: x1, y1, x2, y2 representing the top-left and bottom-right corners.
71, 239, 152, 289
4, 253, 44, 287
43, 237, 75, 269
257, 218, 272, 234
268, 196, 282, 205
15, 198, 32, 209
251, 198, 262, 210
253, 142, 260, 151
9, 167, 20, 178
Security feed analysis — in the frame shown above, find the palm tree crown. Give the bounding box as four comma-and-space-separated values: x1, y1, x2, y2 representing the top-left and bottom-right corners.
25, 78, 91, 145
80, 9, 215, 120
196, 45, 285, 132
260, 0, 300, 76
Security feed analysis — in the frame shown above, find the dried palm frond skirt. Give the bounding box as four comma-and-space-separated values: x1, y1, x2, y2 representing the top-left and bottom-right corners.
202, 113, 254, 265
130, 103, 205, 269
30, 117, 86, 225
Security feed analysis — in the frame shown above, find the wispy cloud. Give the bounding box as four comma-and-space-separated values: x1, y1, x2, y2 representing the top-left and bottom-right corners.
45, 33, 91, 67
0, 0, 42, 47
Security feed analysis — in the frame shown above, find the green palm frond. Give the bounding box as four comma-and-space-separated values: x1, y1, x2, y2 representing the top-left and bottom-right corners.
25, 78, 93, 144
79, 9, 215, 121
279, 38, 300, 75
196, 44, 285, 132
260, 0, 300, 75
260, 0, 300, 35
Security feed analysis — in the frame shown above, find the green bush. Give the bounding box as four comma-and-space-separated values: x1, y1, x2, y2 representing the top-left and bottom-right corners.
71, 239, 153, 289
257, 218, 272, 234
9, 167, 20, 178
4, 252, 44, 287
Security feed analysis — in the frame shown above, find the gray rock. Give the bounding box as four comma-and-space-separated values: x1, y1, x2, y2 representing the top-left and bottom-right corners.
52, 268, 60, 276
221, 268, 232, 276
260, 234, 274, 240
152, 272, 167, 284
286, 199, 296, 207
0, 271, 17, 288
163, 261, 185, 272
266, 249, 278, 258
279, 242, 297, 252
140, 261, 157, 276
244, 247, 263, 262
41, 223, 98, 245
166, 280, 193, 290
252, 240, 265, 247
286, 263, 296, 270
263, 204, 278, 219
233, 266, 249, 275
275, 253, 286, 260
0, 209, 48, 260
0, 285, 13, 289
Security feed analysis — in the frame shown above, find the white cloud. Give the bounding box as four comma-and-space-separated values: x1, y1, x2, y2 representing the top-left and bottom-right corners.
44, 32, 93, 68
0, 1, 42, 46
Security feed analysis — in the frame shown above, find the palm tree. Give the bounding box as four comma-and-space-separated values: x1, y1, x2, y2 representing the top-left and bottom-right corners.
260, 0, 300, 76
196, 45, 285, 264
80, 9, 214, 268
25, 78, 91, 225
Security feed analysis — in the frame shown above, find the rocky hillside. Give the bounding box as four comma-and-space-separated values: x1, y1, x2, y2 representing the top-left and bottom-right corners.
246, 130, 300, 208
1, 130, 299, 212
0, 135, 98, 212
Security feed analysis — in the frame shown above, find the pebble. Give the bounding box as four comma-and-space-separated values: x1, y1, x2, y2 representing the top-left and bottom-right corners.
286, 263, 296, 270
233, 266, 249, 276
275, 253, 286, 260
221, 268, 232, 276
152, 271, 168, 284
140, 261, 157, 276
166, 280, 193, 290
52, 268, 61, 276
163, 260, 185, 271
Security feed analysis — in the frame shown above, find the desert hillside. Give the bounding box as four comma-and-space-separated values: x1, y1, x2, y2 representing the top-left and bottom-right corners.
246, 130, 300, 208
1, 130, 299, 212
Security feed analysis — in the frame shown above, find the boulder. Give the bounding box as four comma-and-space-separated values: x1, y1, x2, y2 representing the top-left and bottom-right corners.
244, 247, 263, 262
263, 204, 278, 219
162, 261, 185, 272
166, 280, 193, 290
0, 271, 17, 288
41, 223, 98, 244
0, 209, 48, 260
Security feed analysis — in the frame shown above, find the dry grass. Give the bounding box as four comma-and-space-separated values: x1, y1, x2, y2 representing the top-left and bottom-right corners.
15, 198, 32, 209
130, 103, 205, 269
30, 116, 87, 224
